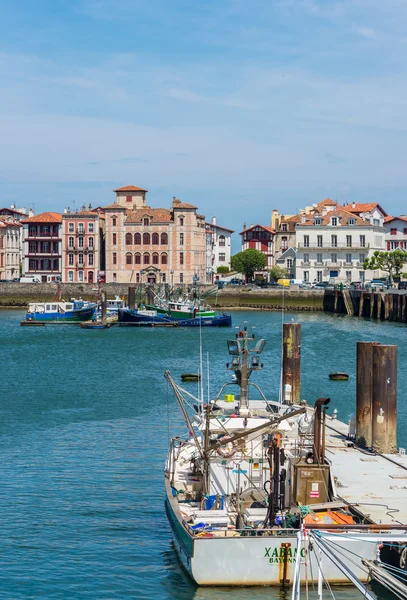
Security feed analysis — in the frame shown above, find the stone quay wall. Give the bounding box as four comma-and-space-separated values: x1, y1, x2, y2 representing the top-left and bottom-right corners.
0, 283, 324, 311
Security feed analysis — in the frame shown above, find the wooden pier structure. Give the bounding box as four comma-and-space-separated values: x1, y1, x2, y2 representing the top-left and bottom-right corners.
324, 289, 407, 323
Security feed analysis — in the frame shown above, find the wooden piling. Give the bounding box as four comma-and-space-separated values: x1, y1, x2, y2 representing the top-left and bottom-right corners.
372, 344, 398, 454
101, 290, 107, 326
356, 342, 376, 447
128, 286, 136, 310
359, 291, 364, 317
282, 323, 301, 405
370, 293, 374, 319
403, 295, 407, 323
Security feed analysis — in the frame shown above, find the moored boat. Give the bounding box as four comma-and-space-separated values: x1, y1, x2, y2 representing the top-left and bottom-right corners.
26, 299, 97, 323
164, 324, 407, 588
118, 307, 231, 327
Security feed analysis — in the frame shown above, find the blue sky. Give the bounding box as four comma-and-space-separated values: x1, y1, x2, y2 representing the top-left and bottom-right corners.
1, 0, 407, 240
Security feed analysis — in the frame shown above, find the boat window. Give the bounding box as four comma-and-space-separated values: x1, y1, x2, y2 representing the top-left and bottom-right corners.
51, 305, 57, 311
46, 305, 51, 311
66, 304, 73, 310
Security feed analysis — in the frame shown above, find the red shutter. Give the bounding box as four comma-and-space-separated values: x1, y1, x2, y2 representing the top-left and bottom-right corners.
126, 195, 132, 202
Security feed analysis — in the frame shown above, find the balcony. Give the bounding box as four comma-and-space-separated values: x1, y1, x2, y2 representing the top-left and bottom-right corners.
298, 242, 369, 250
26, 252, 61, 257
27, 232, 61, 239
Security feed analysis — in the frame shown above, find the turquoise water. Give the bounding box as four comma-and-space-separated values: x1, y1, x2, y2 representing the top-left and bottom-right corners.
0, 309, 405, 599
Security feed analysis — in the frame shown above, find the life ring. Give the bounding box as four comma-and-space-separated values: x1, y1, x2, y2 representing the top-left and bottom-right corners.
216, 436, 238, 458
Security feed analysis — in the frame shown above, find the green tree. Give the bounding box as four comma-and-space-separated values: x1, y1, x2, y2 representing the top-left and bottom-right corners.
363, 250, 407, 283
231, 249, 266, 281
216, 266, 230, 274
269, 265, 289, 282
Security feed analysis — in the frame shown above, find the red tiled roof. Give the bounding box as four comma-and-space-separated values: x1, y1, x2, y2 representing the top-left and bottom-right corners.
0, 207, 26, 215
125, 208, 173, 224
62, 210, 99, 217
103, 203, 127, 210
113, 185, 148, 192
240, 224, 275, 235
316, 197, 339, 209
173, 202, 197, 209
21, 212, 62, 224
385, 215, 407, 224
297, 208, 370, 227
205, 222, 234, 233
344, 202, 388, 216
0, 219, 22, 228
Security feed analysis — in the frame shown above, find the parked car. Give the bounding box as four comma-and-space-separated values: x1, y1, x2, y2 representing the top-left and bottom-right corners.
20, 276, 41, 283
314, 282, 330, 289
229, 278, 244, 285
398, 281, 407, 290
12, 278, 20, 282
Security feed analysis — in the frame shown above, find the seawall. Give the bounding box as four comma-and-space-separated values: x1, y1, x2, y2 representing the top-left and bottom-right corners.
0, 283, 324, 311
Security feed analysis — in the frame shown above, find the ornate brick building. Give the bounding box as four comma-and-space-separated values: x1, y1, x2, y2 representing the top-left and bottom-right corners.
104, 186, 206, 284
61, 205, 105, 284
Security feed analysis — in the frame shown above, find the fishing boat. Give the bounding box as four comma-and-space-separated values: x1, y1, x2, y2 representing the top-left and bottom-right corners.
25, 299, 97, 323
329, 372, 349, 380
164, 324, 407, 588
118, 305, 231, 327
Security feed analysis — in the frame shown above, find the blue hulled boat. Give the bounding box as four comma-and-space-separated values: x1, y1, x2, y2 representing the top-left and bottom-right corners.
26, 299, 97, 323
118, 307, 232, 327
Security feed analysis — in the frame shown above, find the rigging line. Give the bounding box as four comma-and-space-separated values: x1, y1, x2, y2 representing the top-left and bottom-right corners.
309, 538, 337, 600
279, 286, 285, 407
166, 380, 170, 446
314, 535, 371, 578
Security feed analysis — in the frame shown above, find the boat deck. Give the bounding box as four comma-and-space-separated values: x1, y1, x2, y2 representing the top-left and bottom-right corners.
320, 418, 407, 525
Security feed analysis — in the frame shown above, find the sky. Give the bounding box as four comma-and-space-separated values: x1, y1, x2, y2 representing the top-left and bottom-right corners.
1, 0, 407, 241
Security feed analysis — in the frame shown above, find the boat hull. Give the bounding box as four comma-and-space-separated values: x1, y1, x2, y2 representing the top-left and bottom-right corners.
118, 309, 231, 327
26, 307, 96, 323
165, 478, 400, 587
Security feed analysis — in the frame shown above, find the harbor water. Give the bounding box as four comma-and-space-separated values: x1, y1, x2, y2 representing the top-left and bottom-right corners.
0, 309, 405, 599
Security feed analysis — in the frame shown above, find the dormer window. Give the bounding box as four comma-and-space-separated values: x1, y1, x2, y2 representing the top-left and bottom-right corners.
349, 218, 356, 226
143, 217, 149, 226
281, 223, 288, 231
315, 218, 322, 225
331, 217, 338, 226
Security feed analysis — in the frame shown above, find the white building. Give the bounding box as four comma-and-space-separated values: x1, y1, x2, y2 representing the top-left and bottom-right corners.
0, 219, 22, 280
296, 204, 385, 284
383, 216, 407, 251
205, 218, 234, 282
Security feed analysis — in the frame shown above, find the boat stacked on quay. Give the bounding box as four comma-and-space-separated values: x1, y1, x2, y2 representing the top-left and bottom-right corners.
164, 324, 407, 590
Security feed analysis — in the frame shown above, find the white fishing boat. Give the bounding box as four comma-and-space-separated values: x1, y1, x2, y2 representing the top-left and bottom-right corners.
164, 324, 407, 588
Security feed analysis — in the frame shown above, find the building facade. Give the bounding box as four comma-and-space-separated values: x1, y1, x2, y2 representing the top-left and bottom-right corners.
296, 206, 385, 284
61, 205, 105, 284
205, 217, 234, 282
383, 216, 407, 251
104, 186, 206, 284
21, 213, 63, 282
271, 211, 300, 262
240, 224, 274, 269
0, 219, 22, 280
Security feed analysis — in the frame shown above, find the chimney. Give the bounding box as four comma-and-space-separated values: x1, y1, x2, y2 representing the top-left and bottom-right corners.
301, 214, 306, 223
29, 208, 34, 218
243, 222, 246, 230
352, 202, 356, 208
67, 207, 70, 214
88, 203, 92, 211
82, 204, 86, 212
212, 216, 216, 225
64, 207, 68, 214
172, 197, 181, 206
20, 206, 26, 214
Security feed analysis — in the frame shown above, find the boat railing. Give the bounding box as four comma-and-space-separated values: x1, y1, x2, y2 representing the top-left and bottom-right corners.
184, 523, 407, 538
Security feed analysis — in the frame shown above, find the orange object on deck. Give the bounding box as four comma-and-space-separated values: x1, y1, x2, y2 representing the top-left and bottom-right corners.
304, 510, 355, 527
